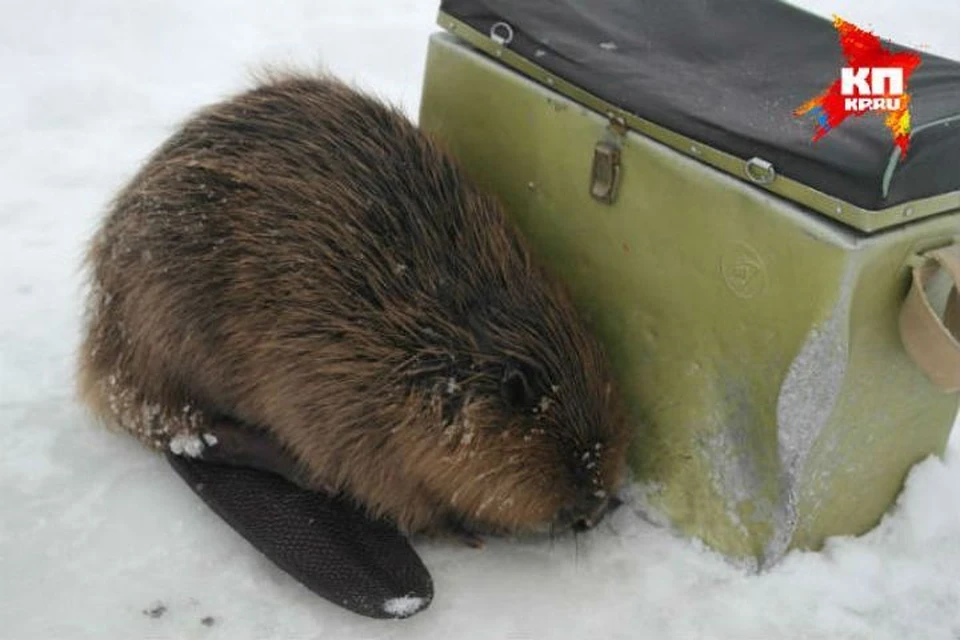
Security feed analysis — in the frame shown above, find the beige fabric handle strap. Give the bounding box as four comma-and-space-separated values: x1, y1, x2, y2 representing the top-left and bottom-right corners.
899, 243, 960, 392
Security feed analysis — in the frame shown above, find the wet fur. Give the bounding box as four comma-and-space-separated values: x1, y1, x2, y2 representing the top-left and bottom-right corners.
78, 74, 628, 535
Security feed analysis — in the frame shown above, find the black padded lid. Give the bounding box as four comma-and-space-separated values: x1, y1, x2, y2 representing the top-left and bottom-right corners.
439, 0, 960, 215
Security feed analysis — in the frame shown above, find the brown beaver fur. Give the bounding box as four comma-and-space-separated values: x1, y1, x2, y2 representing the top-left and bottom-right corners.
78, 73, 628, 535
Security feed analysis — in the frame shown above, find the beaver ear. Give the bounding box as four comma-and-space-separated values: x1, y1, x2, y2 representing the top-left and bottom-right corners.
501, 365, 535, 409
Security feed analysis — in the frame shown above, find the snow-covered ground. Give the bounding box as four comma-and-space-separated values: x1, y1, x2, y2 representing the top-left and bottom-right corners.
2, 1, 959, 638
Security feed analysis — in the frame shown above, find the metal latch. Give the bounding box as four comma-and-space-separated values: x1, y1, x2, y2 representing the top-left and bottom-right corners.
590, 141, 621, 204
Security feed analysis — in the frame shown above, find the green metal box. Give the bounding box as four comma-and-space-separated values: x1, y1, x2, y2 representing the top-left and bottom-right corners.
419, 24, 960, 565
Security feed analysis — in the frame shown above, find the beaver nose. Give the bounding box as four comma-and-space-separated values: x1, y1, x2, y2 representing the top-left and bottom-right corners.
565, 493, 619, 532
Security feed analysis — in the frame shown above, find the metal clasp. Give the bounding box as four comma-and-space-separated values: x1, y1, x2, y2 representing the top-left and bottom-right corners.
744, 157, 776, 185
590, 141, 621, 204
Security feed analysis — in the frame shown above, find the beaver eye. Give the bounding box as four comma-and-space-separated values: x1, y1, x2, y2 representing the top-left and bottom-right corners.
501, 365, 536, 410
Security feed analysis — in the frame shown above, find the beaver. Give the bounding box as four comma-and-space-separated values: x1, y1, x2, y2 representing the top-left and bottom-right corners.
78, 73, 629, 538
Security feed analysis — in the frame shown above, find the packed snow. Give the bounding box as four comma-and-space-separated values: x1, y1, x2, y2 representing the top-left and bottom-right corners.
2, 0, 959, 638
382, 596, 428, 618
168, 432, 208, 458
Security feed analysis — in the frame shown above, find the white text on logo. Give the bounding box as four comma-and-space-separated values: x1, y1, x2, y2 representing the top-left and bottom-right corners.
840, 67, 904, 112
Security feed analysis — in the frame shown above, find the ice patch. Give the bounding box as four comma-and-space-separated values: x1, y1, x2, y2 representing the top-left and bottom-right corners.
772, 272, 853, 560
776, 313, 848, 485
382, 596, 426, 617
